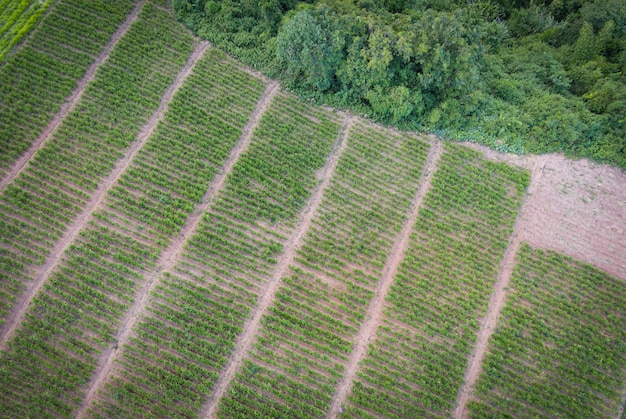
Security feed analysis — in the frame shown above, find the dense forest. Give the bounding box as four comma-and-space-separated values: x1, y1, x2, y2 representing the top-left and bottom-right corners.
172, 0, 626, 168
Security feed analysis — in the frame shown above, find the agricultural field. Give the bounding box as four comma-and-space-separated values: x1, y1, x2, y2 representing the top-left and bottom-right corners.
218, 122, 430, 417
0, 0, 625, 418
0, 0, 52, 62
0, 0, 139, 176
342, 145, 529, 417
469, 244, 626, 418
0, 1, 195, 324
87, 91, 343, 417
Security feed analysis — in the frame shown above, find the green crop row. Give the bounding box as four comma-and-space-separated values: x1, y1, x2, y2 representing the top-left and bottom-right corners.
87, 92, 342, 417
0, 47, 265, 417
218, 122, 430, 417
343, 144, 529, 418
0, 2, 196, 325
0, 0, 52, 62
469, 244, 626, 418
0, 0, 138, 174
0, 224, 154, 417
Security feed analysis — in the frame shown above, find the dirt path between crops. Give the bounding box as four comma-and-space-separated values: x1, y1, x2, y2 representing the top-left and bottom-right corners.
0, 0, 147, 194
200, 114, 354, 418
327, 139, 443, 418
0, 40, 209, 353
453, 154, 547, 419
618, 388, 626, 419
74, 72, 276, 419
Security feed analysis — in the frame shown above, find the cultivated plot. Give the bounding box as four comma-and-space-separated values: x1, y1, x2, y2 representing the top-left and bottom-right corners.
342, 145, 530, 417
0, 0, 624, 417
0, 0, 138, 176
0, 2, 195, 326
0, 4, 211, 416
86, 92, 343, 417
218, 121, 430, 416
469, 244, 626, 418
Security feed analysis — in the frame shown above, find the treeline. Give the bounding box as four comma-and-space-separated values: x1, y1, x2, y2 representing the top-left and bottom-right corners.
172, 0, 626, 168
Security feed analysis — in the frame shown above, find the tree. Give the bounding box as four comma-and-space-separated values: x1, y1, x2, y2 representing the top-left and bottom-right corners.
573, 21, 597, 64
276, 9, 343, 91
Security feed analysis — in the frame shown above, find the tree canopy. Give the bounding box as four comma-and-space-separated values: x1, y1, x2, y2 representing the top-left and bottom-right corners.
173, 0, 626, 168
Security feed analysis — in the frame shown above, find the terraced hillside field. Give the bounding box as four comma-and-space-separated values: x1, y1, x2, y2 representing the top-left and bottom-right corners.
0, 1, 625, 418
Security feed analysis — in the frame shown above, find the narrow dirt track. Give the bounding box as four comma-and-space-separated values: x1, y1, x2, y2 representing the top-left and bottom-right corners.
74, 76, 277, 419
617, 388, 626, 419
200, 114, 355, 418
0, 0, 147, 194
327, 139, 443, 418
453, 155, 548, 419
0, 41, 210, 352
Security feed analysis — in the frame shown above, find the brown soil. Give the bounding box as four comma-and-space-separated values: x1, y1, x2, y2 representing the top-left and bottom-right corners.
463, 143, 626, 282
519, 156, 626, 281
200, 114, 354, 418
73, 41, 214, 417
0, 0, 148, 194
327, 139, 443, 418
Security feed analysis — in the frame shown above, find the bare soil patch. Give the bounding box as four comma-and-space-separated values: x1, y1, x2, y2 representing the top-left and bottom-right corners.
519, 156, 626, 281
463, 142, 626, 282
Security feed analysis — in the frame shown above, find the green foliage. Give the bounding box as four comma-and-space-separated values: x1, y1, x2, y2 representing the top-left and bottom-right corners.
573, 21, 597, 63
470, 244, 626, 418
0, 0, 146, 323
507, 3, 562, 37
174, 0, 626, 168
344, 145, 530, 417
276, 9, 343, 90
